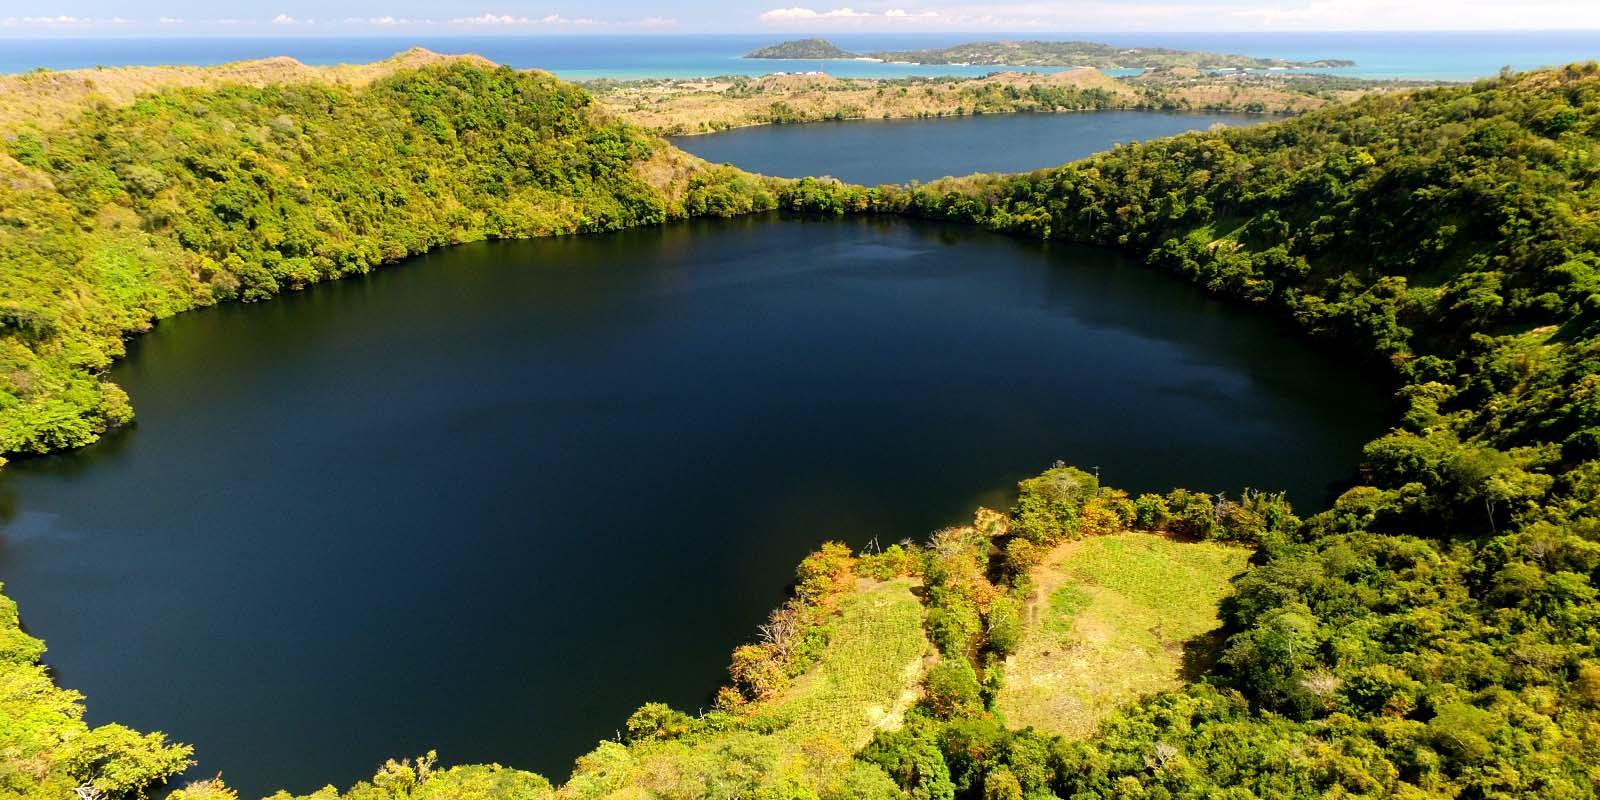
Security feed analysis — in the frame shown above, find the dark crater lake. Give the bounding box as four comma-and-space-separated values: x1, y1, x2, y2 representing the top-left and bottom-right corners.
0, 215, 1387, 796
670, 111, 1265, 185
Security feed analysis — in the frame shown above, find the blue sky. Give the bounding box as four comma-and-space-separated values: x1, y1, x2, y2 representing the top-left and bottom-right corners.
4, 0, 1599, 34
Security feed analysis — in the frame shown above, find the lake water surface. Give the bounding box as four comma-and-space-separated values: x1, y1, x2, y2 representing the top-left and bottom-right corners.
0, 214, 1388, 796
670, 111, 1263, 185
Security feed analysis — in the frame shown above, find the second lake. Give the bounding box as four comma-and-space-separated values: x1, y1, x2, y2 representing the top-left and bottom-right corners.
670, 111, 1266, 185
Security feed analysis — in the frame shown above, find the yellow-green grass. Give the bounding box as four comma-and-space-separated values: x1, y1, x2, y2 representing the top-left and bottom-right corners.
997, 532, 1251, 738
558, 578, 928, 799
762, 577, 929, 750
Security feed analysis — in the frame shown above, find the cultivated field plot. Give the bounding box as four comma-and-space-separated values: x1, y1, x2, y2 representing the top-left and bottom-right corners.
762, 577, 930, 751
997, 533, 1251, 737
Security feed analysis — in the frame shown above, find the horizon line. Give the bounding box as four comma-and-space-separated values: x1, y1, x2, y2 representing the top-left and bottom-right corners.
5, 28, 1600, 38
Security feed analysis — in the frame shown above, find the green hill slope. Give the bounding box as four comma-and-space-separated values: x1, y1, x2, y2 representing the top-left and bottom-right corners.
0, 60, 781, 463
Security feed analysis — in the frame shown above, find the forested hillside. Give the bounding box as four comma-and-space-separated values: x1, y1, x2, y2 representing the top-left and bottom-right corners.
0, 60, 779, 462
769, 61, 1600, 798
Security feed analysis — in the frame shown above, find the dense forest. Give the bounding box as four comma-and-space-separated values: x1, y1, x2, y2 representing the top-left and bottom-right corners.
5, 57, 1600, 799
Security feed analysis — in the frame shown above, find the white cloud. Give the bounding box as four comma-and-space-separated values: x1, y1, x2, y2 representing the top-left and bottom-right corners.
2, 14, 136, 26
757, 0, 1600, 30
760, 7, 821, 18
159, 16, 185, 24
1224, 0, 1600, 28
760, 6, 938, 21
450, 13, 530, 24
354, 15, 433, 25
447, 12, 599, 25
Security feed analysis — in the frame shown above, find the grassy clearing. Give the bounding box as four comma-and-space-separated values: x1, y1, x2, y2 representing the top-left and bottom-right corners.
761, 577, 930, 751
997, 532, 1250, 738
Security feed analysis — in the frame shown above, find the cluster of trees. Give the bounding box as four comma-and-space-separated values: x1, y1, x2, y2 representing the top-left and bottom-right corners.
953, 83, 1146, 116
0, 584, 193, 798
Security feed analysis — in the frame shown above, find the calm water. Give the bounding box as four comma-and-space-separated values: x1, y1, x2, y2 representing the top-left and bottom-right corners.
671, 111, 1263, 184
0, 215, 1388, 797
2, 32, 1596, 79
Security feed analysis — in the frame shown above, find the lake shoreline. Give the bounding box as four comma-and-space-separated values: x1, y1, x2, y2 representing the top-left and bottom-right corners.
2, 214, 1391, 795
586, 69, 1422, 136
657, 105, 1289, 139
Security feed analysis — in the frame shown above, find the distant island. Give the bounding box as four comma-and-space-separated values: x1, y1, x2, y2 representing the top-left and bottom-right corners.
746, 38, 1355, 70
745, 37, 859, 60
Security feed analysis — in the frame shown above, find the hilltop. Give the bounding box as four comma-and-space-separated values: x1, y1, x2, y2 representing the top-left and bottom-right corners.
746, 37, 860, 60
0, 47, 498, 131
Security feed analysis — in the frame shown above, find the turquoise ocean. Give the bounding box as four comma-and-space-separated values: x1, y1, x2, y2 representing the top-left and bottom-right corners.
2, 31, 1597, 80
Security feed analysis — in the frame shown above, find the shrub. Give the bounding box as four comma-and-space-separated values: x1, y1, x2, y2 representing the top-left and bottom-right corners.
927, 599, 984, 659
1164, 488, 1218, 539
1132, 493, 1171, 530
730, 644, 789, 702
985, 594, 1025, 656
624, 702, 695, 741
795, 542, 855, 607
1011, 466, 1099, 545
924, 660, 984, 718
